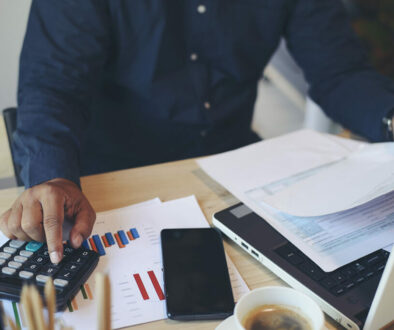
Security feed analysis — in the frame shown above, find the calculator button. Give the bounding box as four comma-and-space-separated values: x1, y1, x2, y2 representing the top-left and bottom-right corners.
19, 271, 34, 279
4, 247, 17, 254
36, 274, 51, 284
14, 256, 28, 263
39, 250, 49, 257
72, 256, 84, 264
25, 241, 43, 252
33, 256, 48, 264
2, 267, 16, 275
80, 251, 90, 258
64, 263, 80, 272
63, 246, 74, 255
8, 261, 22, 269
9, 240, 25, 249
54, 279, 69, 287
19, 250, 34, 258
0, 252, 11, 260
58, 270, 73, 280
24, 263, 40, 273
0, 259, 6, 266
40, 265, 58, 276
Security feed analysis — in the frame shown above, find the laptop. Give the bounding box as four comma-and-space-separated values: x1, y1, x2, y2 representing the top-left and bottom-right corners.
213, 203, 394, 330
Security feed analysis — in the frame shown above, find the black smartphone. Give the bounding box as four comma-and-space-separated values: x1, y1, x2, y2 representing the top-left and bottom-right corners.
161, 228, 235, 320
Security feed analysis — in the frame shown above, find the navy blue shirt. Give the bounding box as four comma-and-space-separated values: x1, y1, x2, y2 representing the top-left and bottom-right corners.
15, 0, 394, 188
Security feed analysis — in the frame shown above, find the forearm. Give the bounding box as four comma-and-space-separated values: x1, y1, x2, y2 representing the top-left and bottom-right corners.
15, 0, 110, 187
310, 69, 394, 142
285, 0, 394, 142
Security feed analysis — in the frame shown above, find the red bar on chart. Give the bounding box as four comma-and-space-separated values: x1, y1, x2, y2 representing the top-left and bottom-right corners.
133, 274, 149, 300
88, 238, 98, 253
101, 235, 110, 247
114, 233, 125, 248
127, 231, 134, 240
148, 271, 165, 300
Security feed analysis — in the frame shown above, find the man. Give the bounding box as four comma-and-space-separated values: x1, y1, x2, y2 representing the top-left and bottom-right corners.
1, 0, 393, 264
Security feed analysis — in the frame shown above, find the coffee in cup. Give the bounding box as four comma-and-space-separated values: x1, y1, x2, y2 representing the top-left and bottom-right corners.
242, 304, 313, 330
234, 286, 324, 330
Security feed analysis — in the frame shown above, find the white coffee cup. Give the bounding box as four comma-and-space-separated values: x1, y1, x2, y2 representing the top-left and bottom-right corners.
234, 286, 324, 330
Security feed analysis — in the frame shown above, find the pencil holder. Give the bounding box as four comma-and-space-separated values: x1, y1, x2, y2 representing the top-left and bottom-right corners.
2, 273, 110, 330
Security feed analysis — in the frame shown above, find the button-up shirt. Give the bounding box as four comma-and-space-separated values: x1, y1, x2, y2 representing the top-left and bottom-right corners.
15, 0, 394, 188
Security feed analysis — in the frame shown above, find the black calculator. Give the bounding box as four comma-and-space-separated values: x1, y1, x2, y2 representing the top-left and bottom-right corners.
0, 239, 99, 310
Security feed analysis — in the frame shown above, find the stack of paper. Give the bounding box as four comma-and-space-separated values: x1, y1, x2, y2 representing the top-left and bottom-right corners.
0, 196, 249, 329
198, 130, 394, 272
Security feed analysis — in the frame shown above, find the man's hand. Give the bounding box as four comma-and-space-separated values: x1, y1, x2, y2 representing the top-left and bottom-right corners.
0, 178, 96, 264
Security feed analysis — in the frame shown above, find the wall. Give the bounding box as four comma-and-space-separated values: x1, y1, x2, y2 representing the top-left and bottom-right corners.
0, 0, 31, 181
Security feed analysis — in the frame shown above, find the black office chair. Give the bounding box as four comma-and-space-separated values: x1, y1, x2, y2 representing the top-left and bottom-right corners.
2, 107, 23, 186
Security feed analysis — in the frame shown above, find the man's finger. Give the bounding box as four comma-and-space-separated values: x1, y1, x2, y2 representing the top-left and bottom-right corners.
21, 200, 44, 242
41, 195, 64, 264
8, 204, 30, 241
0, 209, 16, 239
69, 205, 96, 249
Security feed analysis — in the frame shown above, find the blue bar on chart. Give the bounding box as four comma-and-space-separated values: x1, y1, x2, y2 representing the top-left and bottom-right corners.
92, 234, 106, 256
105, 232, 115, 245
130, 228, 140, 239
82, 240, 90, 250
117, 230, 129, 245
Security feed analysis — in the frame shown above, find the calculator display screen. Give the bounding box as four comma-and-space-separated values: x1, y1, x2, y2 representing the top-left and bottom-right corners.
161, 228, 234, 320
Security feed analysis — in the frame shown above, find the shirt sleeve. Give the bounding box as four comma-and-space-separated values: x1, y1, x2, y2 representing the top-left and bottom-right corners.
15, 0, 110, 188
284, 0, 394, 142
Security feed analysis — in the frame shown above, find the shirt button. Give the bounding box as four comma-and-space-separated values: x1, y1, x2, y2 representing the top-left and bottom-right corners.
204, 102, 211, 110
190, 53, 198, 61
197, 5, 206, 14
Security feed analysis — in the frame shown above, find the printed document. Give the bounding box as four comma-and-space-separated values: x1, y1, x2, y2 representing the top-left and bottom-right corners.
198, 130, 394, 271
253, 143, 394, 216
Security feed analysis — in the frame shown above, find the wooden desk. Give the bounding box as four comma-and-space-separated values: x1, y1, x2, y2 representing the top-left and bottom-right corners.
0, 159, 340, 329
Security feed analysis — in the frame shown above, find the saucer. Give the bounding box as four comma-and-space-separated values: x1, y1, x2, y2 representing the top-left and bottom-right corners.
215, 315, 238, 330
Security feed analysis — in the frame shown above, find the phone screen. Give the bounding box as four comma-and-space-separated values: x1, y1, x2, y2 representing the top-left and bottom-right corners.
161, 228, 235, 320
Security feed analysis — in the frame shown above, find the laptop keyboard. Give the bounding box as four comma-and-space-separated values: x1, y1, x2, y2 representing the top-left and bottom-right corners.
276, 243, 389, 297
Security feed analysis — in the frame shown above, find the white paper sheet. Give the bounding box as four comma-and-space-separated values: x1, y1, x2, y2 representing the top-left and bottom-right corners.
255, 143, 394, 216
61, 198, 162, 241
198, 130, 361, 198
198, 130, 394, 271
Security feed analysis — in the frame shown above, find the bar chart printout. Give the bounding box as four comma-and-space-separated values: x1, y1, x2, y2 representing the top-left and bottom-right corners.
60, 196, 249, 329
83, 228, 141, 255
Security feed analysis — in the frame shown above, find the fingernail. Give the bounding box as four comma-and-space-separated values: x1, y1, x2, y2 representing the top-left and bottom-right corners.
50, 251, 61, 264
73, 234, 83, 247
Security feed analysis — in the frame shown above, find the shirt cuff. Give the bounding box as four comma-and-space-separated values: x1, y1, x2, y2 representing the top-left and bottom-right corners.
19, 147, 81, 189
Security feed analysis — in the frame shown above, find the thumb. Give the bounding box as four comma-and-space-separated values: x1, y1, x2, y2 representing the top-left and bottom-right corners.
69, 204, 96, 249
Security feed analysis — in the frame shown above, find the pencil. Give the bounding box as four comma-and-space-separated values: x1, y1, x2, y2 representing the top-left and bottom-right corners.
21, 285, 36, 330
45, 279, 56, 330
30, 285, 47, 330
96, 273, 111, 330
6, 316, 18, 330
